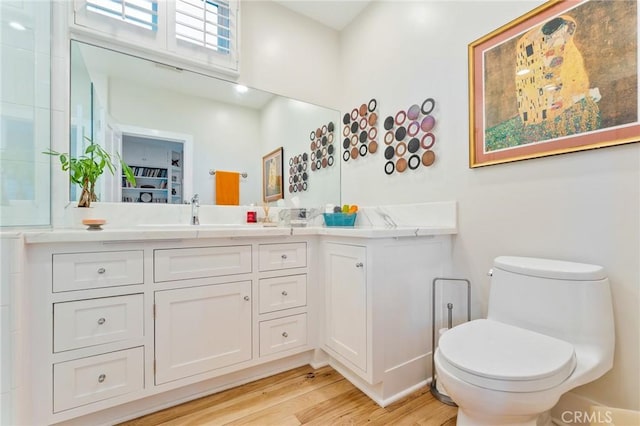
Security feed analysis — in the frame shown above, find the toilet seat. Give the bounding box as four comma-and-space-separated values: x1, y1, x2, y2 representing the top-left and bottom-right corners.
438, 319, 576, 393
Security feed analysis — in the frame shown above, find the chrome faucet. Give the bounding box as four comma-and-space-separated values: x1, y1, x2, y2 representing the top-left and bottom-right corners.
190, 193, 200, 225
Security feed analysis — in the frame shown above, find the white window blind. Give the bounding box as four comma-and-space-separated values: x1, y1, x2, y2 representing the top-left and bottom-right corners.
175, 0, 231, 54
73, 0, 239, 73
85, 0, 158, 31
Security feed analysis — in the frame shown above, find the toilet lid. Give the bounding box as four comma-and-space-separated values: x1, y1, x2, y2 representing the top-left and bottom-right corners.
438, 319, 576, 392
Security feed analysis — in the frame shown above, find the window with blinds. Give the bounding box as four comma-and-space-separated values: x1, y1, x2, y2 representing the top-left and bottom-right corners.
175, 0, 231, 54
85, 0, 158, 31
73, 0, 238, 73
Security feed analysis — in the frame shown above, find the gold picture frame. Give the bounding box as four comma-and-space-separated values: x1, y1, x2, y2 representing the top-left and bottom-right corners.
469, 0, 639, 167
262, 147, 284, 203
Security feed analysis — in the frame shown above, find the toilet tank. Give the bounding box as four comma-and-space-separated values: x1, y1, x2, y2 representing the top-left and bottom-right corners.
487, 256, 614, 348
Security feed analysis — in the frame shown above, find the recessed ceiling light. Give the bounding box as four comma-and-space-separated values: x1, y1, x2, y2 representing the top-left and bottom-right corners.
9, 21, 26, 31
235, 85, 248, 93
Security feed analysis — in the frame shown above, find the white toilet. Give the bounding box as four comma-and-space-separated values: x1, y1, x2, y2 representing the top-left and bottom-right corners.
434, 256, 615, 426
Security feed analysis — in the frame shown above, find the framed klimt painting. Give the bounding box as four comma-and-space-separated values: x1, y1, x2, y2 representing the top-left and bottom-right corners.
262, 147, 284, 202
469, 0, 639, 167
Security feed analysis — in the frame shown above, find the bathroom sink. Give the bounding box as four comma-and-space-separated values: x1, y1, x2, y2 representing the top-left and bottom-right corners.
137, 223, 260, 228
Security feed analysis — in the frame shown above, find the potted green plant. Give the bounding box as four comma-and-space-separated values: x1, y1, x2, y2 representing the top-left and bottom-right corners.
44, 137, 136, 207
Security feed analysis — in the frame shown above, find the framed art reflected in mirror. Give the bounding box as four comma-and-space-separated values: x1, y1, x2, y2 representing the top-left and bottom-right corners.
263, 147, 284, 203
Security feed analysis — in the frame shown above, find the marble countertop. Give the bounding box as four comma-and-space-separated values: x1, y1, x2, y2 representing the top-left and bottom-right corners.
22, 224, 457, 244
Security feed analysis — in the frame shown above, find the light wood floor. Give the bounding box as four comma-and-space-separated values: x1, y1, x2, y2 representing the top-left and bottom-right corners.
119, 365, 457, 426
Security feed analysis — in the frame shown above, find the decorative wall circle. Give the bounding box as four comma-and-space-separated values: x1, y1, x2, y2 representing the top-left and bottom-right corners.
384, 161, 395, 175
407, 121, 420, 137
368, 126, 378, 140
350, 121, 359, 134
359, 130, 367, 143
351, 108, 358, 120
343, 138, 350, 149
368, 98, 377, 112
395, 110, 407, 125
395, 126, 407, 141
422, 150, 436, 166
359, 144, 368, 157
359, 103, 368, 117
289, 158, 294, 166
421, 115, 435, 132
421, 132, 436, 150
368, 112, 378, 126
408, 154, 421, 169
407, 104, 421, 120
408, 138, 420, 153
328, 122, 335, 132
421, 98, 435, 115
396, 157, 407, 173
384, 116, 394, 130
350, 147, 358, 159
351, 134, 359, 146
322, 124, 328, 134
327, 133, 334, 143
343, 113, 350, 124
343, 150, 350, 162
384, 145, 395, 160
369, 140, 378, 154
395, 141, 407, 157
315, 128, 322, 138
327, 155, 334, 166
328, 144, 334, 155
384, 130, 394, 145
302, 152, 308, 162
343, 125, 350, 137
359, 117, 367, 130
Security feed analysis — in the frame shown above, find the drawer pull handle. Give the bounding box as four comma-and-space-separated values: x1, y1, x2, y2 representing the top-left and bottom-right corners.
281, 290, 288, 296
355, 262, 364, 268
97, 267, 106, 274
98, 374, 106, 383
244, 296, 250, 301
97, 317, 106, 325
282, 332, 288, 338
281, 254, 288, 260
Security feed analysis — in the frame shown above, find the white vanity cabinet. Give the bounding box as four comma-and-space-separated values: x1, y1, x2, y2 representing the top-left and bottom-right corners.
323, 243, 367, 372
321, 235, 452, 406
257, 242, 310, 358
154, 281, 252, 384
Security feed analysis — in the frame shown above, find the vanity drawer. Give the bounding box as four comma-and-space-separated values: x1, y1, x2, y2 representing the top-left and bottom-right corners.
259, 274, 307, 314
259, 314, 307, 357
258, 243, 307, 271
53, 251, 144, 292
53, 294, 144, 353
154, 245, 252, 282
53, 347, 144, 413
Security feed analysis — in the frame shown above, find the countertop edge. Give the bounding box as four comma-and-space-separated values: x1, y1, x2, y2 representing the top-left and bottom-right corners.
22, 225, 458, 244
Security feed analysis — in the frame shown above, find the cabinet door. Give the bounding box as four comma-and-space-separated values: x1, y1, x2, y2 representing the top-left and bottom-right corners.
324, 243, 367, 372
154, 282, 252, 384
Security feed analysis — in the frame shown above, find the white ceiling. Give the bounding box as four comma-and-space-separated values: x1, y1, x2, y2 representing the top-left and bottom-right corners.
272, 0, 372, 31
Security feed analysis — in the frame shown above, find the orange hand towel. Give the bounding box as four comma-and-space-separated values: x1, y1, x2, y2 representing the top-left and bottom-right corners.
215, 171, 240, 205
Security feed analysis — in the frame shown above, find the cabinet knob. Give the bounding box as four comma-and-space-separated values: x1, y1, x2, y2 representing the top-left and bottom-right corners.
98, 374, 106, 383
97, 267, 106, 274
244, 295, 250, 301
487, 268, 494, 277
97, 317, 106, 325
355, 262, 364, 268
281, 254, 288, 260
282, 332, 288, 338
281, 290, 288, 296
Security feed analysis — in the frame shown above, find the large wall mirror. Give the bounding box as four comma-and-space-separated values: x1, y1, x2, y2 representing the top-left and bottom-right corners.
70, 40, 341, 207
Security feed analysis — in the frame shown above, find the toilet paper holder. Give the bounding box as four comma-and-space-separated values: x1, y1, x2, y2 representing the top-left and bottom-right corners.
431, 277, 471, 406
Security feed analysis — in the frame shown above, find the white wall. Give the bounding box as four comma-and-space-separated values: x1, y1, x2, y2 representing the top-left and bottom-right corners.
339, 0, 639, 410
240, 0, 341, 109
